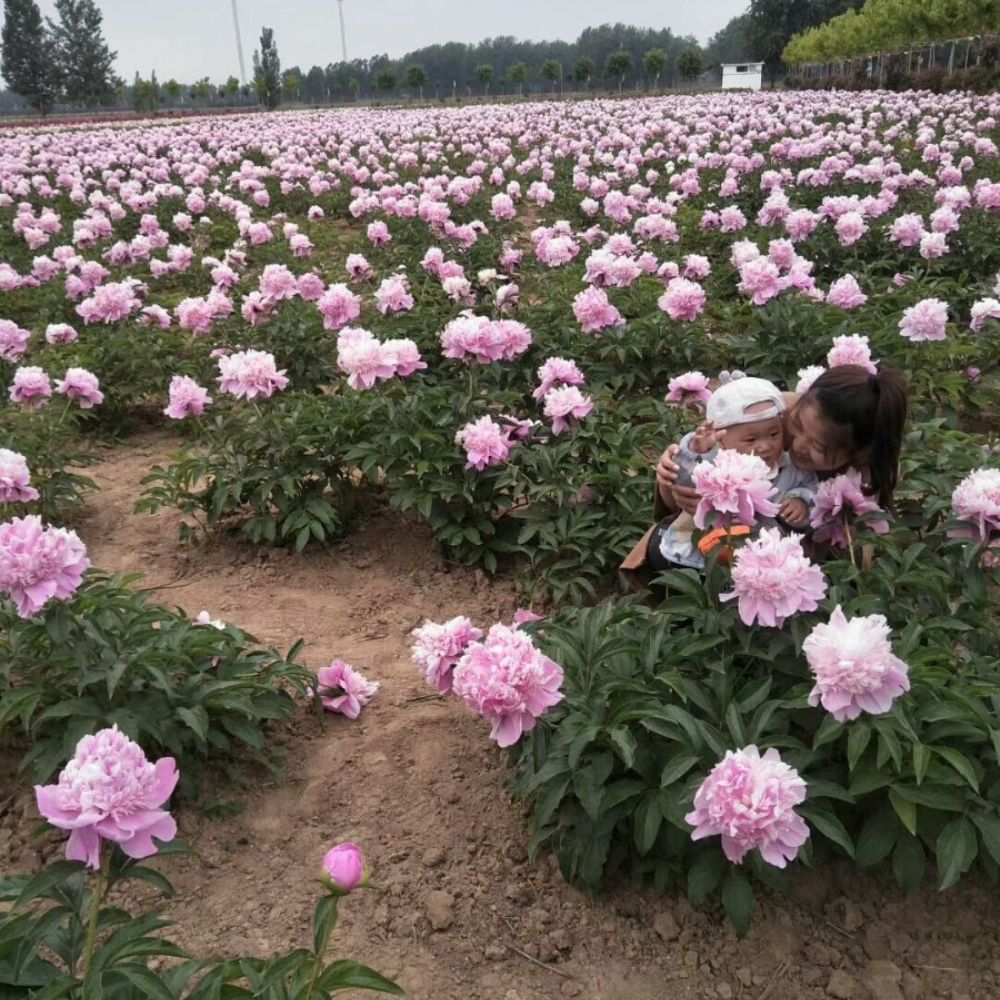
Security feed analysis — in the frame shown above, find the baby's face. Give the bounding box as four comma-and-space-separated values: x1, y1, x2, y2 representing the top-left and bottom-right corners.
721, 415, 784, 468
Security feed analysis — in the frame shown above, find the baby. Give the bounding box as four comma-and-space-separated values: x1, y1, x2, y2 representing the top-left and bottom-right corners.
656, 376, 817, 570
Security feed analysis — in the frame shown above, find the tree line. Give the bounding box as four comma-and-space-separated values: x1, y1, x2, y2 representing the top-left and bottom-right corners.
2, 3, 887, 116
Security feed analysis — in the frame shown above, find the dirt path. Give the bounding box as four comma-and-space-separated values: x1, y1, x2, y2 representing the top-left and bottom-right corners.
4, 431, 1000, 1000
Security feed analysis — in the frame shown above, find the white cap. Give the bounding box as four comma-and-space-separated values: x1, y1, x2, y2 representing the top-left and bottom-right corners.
706, 375, 785, 429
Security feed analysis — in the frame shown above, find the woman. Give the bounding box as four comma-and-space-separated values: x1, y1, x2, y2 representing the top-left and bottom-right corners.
621, 365, 908, 587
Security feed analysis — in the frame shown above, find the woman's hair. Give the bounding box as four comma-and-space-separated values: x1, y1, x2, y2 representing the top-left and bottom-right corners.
799, 365, 908, 507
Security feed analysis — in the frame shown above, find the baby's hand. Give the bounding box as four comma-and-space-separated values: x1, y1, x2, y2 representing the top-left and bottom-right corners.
779, 497, 809, 527
691, 421, 727, 455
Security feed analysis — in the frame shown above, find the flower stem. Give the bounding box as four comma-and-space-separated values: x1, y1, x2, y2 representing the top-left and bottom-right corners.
80, 851, 107, 979
844, 516, 857, 569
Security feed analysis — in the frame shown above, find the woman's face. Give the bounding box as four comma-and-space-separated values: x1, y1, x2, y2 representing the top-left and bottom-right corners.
786, 401, 849, 472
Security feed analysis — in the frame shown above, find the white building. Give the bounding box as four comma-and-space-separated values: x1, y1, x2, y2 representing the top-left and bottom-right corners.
721, 62, 764, 91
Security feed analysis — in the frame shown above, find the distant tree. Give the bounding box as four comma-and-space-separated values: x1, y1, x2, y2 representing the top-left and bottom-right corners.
747, 0, 863, 79
131, 71, 158, 113
252, 26, 281, 108
405, 63, 427, 99
349, 76, 360, 100
506, 61, 526, 96
643, 47, 665, 88
573, 55, 594, 89
541, 58, 561, 93
1, 0, 59, 114
163, 78, 182, 105
305, 64, 325, 102
677, 49, 703, 81
190, 77, 212, 103
46, 0, 119, 106
606, 49, 631, 93
282, 69, 300, 101
705, 13, 752, 68
473, 62, 493, 96
218, 75, 240, 102
374, 68, 396, 93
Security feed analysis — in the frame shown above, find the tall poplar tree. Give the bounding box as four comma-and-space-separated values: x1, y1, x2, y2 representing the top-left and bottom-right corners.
46, 0, 119, 106
252, 26, 282, 109
1, 0, 59, 113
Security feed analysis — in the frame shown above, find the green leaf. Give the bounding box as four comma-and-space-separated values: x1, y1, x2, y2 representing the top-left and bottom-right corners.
319, 959, 404, 994
176, 706, 209, 742
971, 813, 1000, 866
634, 793, 663, 855
912, 743, 930, 785
812, 713, 843, 749
660, 754, 699, 788
891, 783, 967, 812
799, 804, 854, 858
935, 817, 978, 890
892, 836, 926, 894
888, 788, 918, 837
931, 747, 980, 791
855, 809, 899, 868
721, 869, 755, 937
14, 861, 84, 909
313, 895, 340, 955
846, 724, 871, 772
686, 850, 724, 907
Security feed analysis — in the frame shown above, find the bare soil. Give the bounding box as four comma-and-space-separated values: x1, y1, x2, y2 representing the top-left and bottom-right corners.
2, 430, 1000, 1000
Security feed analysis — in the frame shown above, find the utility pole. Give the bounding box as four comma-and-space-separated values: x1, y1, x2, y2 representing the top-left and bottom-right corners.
337, 0, 348, 62
230, 0, 247, 85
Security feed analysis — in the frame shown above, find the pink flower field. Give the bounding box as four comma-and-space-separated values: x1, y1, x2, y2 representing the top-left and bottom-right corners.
2, 87, 1000, 998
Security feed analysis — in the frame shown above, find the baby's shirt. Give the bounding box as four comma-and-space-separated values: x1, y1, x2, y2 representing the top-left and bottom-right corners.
659, 432, 819, 570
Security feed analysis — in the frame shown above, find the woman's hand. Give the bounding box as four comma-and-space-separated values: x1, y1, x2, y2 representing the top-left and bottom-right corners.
655, 443, 681, 488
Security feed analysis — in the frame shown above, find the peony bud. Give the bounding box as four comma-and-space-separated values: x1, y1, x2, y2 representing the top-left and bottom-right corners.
321, 841, 366, 895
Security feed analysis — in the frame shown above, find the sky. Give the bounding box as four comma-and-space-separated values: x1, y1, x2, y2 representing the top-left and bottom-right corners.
29, 0, 749, 84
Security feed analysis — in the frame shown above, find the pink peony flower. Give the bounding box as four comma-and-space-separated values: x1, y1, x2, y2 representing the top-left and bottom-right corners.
950, 468, 1000, 545
217, 350, 288, 400
919, 231, 948, 260
367, 220, 391, 246
543, 386, 593, 435
336, 327, 395, 390
826, 275, 868, 310
9, 366, 52, 409
411, 616, 484, 694
345, 253, 374, 282
451, 623, 564, 747
375, 274, 414, 314
683, 254, 711, 280
0, 449, 39, 503
889, 213, 925, 247
827, 334, 877, 373
164, 375, 212, 420
533, 357, 585, 400
317, 284, 362, 330
456, 416, 513, 471
572, 286, 624, 334
0, 514, 90, 618
899, 298, 948, 342
809, 470, 890, 546
692, 451, 779, 530
970, 298, 1000, 333
34, 726, 177, 869
321, 842, 367, 895
721, 527, 827, 628
310, 660, 379, 719
738, 257, 782, 306
666, 371, 711, 407
55, 368, 103, 409
258, 264, 299, 301
381, 338, 426, 377
835, 211, 867, 246
139, 305, 172, 329
45, 323, 78, 345
75, 281, 142, 324
658, 277, 707, 322
0, 319, 30, 361
795, 366, 825, 393
296, 272, 326, 301
685, 745, 809, 868
804, 606, 910, 722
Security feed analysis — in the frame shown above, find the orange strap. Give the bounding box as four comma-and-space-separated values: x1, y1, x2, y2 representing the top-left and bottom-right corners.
697, 525, 751, 558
